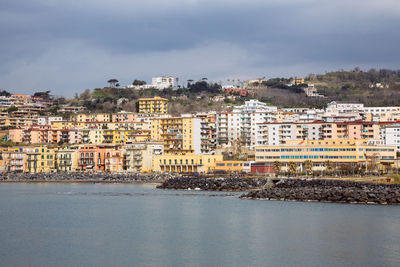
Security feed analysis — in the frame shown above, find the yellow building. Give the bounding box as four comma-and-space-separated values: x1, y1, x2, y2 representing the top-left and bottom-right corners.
151, 117, 201, 154
215, 161, 244, 173
72, 113, 111, 123
138, 97, 168, 114
51, 120, 81, 130
291, 78, 305, 85
255, 139, 396, 172
82, 129, 104, 144
153, 154, 223, 173
56, 147, 79, 173
26, 146, 57, 173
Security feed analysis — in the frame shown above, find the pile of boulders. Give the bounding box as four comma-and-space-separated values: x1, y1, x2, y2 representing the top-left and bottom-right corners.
157, 177, 269, 191
0, 172, 180, 182
240, 179, 400, 205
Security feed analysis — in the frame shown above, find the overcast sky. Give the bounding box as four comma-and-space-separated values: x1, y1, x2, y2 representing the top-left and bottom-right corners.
1, 0, 399, 96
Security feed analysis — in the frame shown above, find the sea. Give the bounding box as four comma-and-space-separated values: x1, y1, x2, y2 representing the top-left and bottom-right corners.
0, 183, 399, 267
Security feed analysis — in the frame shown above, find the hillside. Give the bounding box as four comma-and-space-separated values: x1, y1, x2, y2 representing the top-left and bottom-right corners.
50, 68, 400, 115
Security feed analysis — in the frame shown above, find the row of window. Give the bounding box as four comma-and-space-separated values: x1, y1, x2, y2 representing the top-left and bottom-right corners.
216, 163, 243, 167
161, 159, 200, 165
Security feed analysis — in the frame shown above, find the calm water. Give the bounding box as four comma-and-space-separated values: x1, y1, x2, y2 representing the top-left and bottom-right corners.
0, 183, 399, 267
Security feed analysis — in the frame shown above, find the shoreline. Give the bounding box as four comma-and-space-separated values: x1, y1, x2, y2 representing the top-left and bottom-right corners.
0, 179, 163, 184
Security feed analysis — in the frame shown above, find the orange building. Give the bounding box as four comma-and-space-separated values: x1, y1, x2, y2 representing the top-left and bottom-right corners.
78, 145, 123, 171
10, 94, 29, 105
215, 161, 244, 173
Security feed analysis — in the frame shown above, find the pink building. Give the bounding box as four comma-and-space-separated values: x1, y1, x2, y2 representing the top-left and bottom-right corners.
8, 129, 24, 143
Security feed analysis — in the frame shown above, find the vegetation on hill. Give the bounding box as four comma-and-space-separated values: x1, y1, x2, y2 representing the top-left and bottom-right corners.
7, 68, 399, 115
255, 68, 400, 108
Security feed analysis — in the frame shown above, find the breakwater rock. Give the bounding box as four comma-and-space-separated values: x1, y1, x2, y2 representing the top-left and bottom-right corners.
157, 177, 269, 191
0, 173, 179, 182
240, 179, 400, 205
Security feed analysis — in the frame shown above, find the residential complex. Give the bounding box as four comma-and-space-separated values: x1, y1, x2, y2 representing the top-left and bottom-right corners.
138, 96, 168, 114
1, 95, 400, 174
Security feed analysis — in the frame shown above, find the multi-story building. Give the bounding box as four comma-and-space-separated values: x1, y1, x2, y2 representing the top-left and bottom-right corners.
37, 116, 63, 125
216, 100, 277, 149
26, 146, 57, 173
151, 76, 175, 90
383, 124, 400, 151
81, 128, 104, 144
196, 112, 217, 154
112, 111, 138, 122
3, 147, 26, 172
138, 97, 168, 114
8, 128, 24, 143
78, 145, 107, 171
254, 139, 396, 173
104, 146, 124, 172
10, 94, 29, 105
72, 113, 111, 123
151, 117, 201, 154
125, 141, 163, 172
56, 147, 79, 172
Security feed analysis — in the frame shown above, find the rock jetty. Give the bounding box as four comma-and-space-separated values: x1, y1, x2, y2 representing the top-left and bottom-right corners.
0, 173, 180, 183
240, 179, 400, 205
157, 177, 269, 191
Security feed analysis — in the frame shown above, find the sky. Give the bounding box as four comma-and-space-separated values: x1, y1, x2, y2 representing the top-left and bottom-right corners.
0, 0, 399, 97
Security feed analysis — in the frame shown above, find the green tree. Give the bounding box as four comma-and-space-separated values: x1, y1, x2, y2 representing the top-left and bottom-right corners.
288, 161, 298, 176
132, 80, 146, 86
304, 160, 313, 175
325, 160, 335, 175
273, 161, 282, 176
107, 79, 119, 88
6, 106, 18, 113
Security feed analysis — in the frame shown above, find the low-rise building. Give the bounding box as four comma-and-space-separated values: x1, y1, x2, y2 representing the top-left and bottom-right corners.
254, 139, 396, 173
215, 160, 244, 173
152, 154, 223, 173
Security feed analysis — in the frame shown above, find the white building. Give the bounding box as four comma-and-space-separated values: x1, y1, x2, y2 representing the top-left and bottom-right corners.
326, 101, 364, 113
152, 76, 175, 90
216, 100, 277, 149
37, 116, 63, 125
383, 124, 400, 151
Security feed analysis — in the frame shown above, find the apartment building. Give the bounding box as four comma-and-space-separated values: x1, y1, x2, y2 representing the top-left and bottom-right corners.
195, 112, 217, 154
72, 113, 111, 123
3, 147, 26, 172
151, 117, 201, 154
138, 97, 168, 114
125, 141, 163, 172
56, 148, 79, 172
383, 124, 400, 151
104, 146, 124, 172
78, 145, 108, 171
216, 100, 277, 149
37, 116, 63, 125
26, 146, 57, 173
112, 111, 138, 122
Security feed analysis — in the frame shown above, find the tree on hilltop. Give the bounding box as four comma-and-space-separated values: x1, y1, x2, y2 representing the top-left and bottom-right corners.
107, 79, 119, 88
132, 80, 146, 86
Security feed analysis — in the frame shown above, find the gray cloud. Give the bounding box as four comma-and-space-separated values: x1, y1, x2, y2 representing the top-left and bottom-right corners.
0, 0, 399, 96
